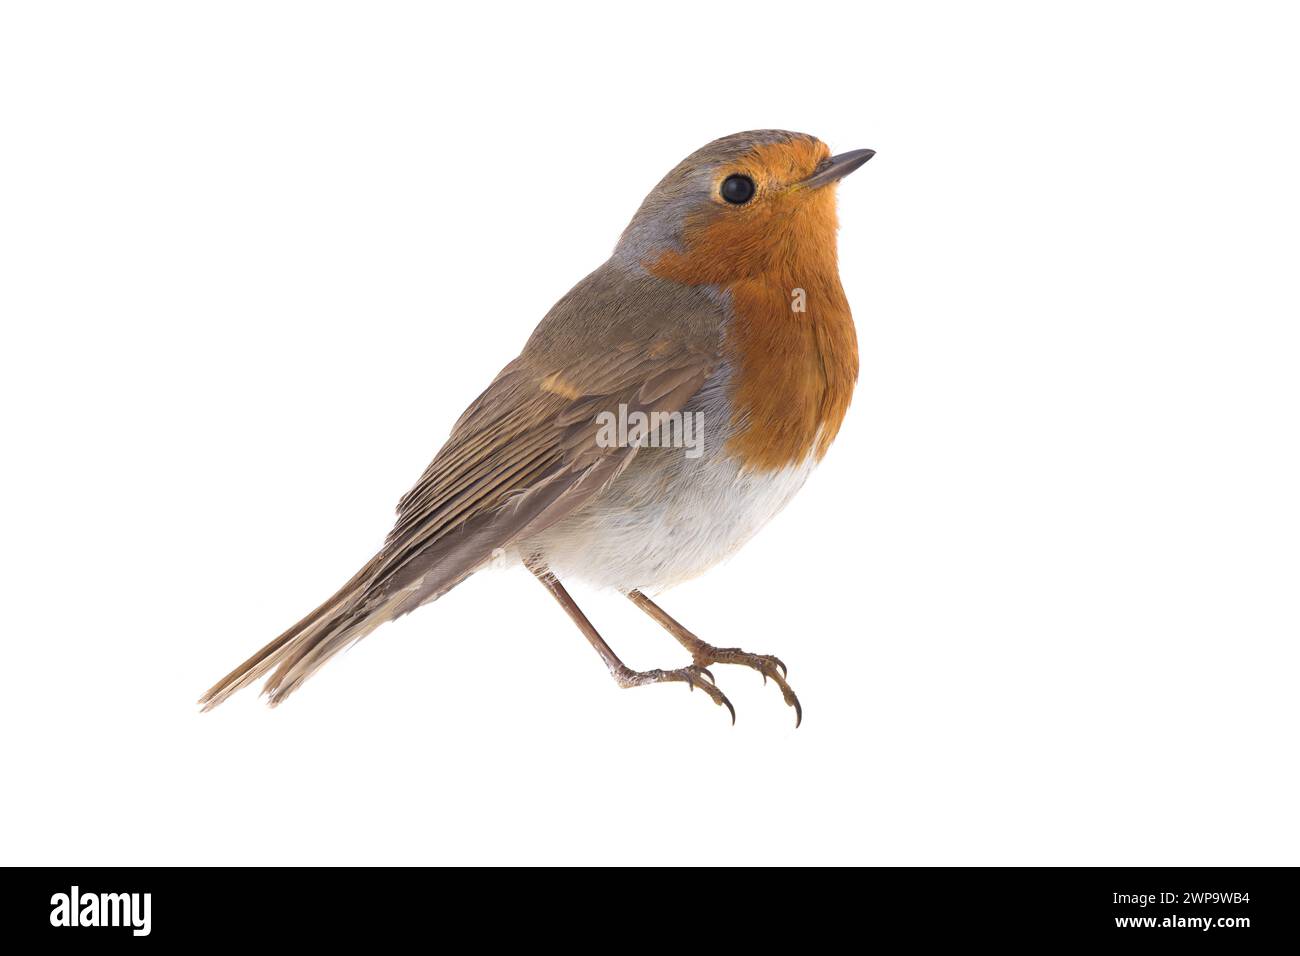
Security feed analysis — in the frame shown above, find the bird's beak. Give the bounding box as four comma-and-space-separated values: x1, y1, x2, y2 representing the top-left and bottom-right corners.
797, 148, 876, 190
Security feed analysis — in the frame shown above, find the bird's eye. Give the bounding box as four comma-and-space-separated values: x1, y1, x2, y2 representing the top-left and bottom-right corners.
720, 174, 755, 205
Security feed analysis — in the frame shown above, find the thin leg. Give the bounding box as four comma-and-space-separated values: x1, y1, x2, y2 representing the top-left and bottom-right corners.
627, 589, 802, 727
525, 557, 734, 723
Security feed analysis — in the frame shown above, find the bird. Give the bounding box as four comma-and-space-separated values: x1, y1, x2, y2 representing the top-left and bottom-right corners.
200, 129, 873, 725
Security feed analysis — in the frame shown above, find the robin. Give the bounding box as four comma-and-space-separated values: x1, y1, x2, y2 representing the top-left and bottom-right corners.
200, 130, 873, 725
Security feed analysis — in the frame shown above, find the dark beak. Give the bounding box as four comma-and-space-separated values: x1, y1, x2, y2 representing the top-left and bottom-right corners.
798, 148, 876, 190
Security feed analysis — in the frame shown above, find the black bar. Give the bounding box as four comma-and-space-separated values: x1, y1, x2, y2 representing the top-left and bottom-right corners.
3, 866, 1290, 945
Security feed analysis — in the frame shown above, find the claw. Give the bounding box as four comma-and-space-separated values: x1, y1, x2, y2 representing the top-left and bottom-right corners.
768, 669, 802, 728
690, 648, 800, 725
683, 667, 735, 723
694, 671, 735, 724
619, 666, 736, 724
709, 689, 736, 725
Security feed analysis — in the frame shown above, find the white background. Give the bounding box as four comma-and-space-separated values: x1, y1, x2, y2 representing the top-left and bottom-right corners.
2, 1, 1297, 866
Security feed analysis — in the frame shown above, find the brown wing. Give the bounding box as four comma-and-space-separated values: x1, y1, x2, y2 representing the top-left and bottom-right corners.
355, 266, 726, 618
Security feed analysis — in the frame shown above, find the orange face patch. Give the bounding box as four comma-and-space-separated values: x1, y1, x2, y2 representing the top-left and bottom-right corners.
645, 137, 858, 472
648, 138, 838, 286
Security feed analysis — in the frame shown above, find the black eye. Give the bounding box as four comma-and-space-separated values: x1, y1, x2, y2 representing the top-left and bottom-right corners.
720, 174, 755, 205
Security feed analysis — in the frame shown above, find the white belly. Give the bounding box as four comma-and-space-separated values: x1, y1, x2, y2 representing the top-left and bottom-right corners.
522, 444, 818, 592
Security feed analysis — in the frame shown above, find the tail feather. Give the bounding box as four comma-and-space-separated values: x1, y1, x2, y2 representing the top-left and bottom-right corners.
261, 599, 396, 706
198, 555, 382, 711
200, 493, 516, 710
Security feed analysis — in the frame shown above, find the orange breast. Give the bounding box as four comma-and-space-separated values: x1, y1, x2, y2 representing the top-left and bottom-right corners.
722, 266, 858, 471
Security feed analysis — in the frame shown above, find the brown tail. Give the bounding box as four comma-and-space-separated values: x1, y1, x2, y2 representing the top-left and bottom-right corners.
198, 555, 386, 710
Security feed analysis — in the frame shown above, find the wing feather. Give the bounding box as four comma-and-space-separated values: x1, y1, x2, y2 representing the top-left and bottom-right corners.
358, 338, 719, 617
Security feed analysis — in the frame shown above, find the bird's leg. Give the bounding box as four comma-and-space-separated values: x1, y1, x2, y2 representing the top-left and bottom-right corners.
524, 558, 734, 723
626, 589, 802, 727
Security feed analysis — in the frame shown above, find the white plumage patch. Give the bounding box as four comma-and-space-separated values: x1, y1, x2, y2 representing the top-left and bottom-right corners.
522, 445, 819, 592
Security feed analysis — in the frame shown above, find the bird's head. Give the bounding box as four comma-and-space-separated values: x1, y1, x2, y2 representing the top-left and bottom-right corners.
616, 130, 873, 285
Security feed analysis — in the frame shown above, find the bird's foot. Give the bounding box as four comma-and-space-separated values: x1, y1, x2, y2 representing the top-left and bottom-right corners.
687, 646, 802, 727
613, 664, 735, 724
